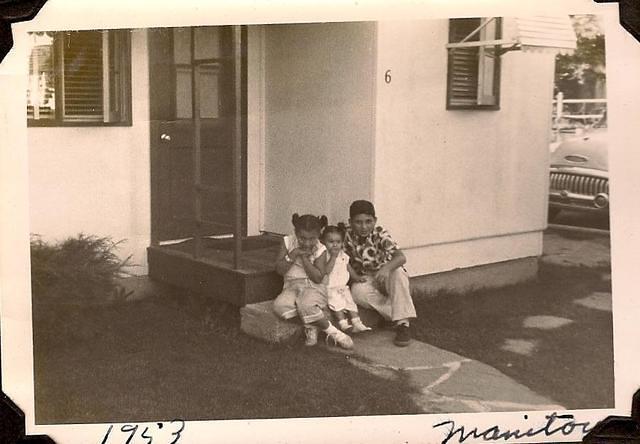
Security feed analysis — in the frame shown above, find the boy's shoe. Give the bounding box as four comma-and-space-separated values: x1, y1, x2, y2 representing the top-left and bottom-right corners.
304, 326, 319, 346
325, 329, 354, 349
338, 318, 351, 331
351, 318, 372, 333
393, 324, 411, 347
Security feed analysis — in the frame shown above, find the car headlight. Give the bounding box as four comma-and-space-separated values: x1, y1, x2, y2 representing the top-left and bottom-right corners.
594, 193, 609, 209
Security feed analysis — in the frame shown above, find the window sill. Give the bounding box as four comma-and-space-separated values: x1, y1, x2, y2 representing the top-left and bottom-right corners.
446, 104, 501, 111
27, 120, 133, 128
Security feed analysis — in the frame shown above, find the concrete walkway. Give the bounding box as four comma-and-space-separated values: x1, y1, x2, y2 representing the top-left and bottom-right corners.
326, 330, 564, 414
241, 300, 565, 413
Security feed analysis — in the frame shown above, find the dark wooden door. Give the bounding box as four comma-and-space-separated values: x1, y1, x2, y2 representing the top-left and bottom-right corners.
149, 26, 245, 243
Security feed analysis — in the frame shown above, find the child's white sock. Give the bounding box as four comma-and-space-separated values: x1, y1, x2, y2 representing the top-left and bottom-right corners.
304, 325, 319, 346
338, 318, 351, 331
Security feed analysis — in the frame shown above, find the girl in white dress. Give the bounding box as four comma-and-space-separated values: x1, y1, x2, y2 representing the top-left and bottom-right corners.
317, 225, 371, 333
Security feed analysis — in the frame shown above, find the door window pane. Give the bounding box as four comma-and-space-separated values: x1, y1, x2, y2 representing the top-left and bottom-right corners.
200, 65, 220, 119
175, 66, 192, 119
174, 65, 221, 119
172, 27, 227, 119
194, 27, 222, 60
173, 28, 191, 64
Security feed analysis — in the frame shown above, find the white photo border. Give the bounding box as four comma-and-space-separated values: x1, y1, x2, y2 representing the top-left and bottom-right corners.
1, 0, 639, 443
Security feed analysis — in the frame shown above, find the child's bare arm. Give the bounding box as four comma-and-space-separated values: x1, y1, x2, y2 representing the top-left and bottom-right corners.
385, 249, 407, 271
301, 254, 323, 283
315, 251, 328, 276
323, 250, 338, 276
375, 249, 407, 284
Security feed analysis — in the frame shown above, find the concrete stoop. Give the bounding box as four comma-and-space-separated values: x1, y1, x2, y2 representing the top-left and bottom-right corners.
240, 300, 303, 344
240, 300, 384, 344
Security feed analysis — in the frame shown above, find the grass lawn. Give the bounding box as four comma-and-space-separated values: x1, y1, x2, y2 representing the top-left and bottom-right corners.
31, 229, 613, 422
32, 289, 421, 424
411, 261, 614, 410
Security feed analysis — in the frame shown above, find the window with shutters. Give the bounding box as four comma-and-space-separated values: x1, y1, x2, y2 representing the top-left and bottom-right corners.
446, 18, 502, 110
27, 30, 131, 126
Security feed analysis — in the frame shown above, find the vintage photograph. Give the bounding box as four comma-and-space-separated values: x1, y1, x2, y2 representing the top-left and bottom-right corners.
23, 12, 614, 429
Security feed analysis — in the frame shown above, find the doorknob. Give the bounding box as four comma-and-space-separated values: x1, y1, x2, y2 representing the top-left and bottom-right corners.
160, 133, 172, 141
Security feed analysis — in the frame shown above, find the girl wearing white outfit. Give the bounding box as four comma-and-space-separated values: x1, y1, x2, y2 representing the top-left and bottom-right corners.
273, 214, 354, 349
317, 225, 371, 333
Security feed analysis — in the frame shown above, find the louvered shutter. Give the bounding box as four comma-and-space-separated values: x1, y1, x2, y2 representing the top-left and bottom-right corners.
447, 19, 480, 107
62, 31, 104, 122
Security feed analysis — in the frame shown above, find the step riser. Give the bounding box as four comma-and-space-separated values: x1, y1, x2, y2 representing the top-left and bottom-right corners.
148, 246, 283, 306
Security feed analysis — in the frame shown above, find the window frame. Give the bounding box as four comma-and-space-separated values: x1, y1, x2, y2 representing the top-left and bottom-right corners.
27, 29, 133, 127
446, 17, 503, 111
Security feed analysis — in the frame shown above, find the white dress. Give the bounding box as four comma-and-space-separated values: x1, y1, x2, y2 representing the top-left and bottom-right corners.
324, 250, 358, 312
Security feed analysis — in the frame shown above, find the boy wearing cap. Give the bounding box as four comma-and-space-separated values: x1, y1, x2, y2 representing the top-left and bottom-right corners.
344, 200, 417, 347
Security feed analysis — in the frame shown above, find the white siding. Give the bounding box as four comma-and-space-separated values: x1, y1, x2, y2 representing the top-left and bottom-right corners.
373, 19, 555, 276
28, 30, 151, 274
263, 22, 377, 234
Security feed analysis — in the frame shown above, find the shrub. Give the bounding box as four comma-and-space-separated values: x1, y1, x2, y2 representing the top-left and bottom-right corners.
30, 234, 133, 304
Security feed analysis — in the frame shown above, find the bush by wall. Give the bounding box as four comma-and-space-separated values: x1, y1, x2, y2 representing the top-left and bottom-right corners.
30, 234, 132, 304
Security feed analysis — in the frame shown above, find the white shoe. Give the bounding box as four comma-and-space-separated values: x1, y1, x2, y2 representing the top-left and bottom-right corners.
338, 319, 351, 331
325, 328, 354, 349
304, 326, 318, 346
351, 319, 371, 333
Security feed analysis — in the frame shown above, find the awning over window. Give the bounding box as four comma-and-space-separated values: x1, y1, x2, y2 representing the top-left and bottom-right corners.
446, 16, 577, 56
514, 16, 577, 54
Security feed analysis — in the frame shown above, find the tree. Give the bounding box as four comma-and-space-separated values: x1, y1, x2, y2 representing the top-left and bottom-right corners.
554, 15, 606, 99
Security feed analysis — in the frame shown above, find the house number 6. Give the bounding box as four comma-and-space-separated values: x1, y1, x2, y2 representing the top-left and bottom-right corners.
384, 70, 391, 84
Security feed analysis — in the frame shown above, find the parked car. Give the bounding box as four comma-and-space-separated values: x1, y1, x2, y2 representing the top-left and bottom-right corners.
548, 117, 609, 221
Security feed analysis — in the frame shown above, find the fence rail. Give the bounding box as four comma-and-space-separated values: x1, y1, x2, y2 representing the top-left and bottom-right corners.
552, 92, 606, 141
553, 92, 606, 125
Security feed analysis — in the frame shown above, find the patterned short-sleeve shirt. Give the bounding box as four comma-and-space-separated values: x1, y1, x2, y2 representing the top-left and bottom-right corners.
344, 225, 399, 274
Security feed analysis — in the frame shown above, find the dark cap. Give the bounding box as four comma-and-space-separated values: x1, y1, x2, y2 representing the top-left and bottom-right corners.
349, 200, 376, 219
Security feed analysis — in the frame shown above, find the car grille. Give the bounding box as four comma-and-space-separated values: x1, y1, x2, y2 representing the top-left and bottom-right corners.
550, 172, 609, 196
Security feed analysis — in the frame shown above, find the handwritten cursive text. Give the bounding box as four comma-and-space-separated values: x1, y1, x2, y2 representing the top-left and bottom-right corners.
433, 412, 594, 444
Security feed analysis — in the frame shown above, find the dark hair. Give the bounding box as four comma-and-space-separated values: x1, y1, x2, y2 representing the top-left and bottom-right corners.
322, 223, 346, 241
349, 200, 376, 219
291, 213, 328, 234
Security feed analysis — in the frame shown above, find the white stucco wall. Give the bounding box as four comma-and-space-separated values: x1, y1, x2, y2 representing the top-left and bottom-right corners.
373, 20, 555, 276
263, 22, 377, 234
25, 20, 557, 278
28, 29, 151, 274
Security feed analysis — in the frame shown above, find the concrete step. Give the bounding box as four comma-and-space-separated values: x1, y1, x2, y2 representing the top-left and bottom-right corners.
240, 300, 384, 344
240, 300, 303, 344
